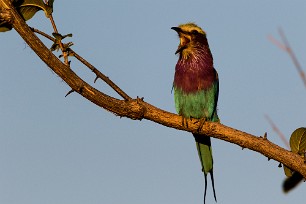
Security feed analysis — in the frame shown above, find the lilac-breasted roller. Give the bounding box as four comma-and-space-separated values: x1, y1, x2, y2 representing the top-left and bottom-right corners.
172, 23, 219, 204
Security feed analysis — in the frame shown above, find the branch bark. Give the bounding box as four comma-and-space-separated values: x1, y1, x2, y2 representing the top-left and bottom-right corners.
1, 0, 306, 179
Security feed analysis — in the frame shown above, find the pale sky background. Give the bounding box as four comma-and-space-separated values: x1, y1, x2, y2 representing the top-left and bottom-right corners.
1, 1, 306, 204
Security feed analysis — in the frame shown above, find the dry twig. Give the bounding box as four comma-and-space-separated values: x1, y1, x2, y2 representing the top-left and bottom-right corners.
265, 114, 290, 149
30, 27, 131, 101
268, 28, 306, 88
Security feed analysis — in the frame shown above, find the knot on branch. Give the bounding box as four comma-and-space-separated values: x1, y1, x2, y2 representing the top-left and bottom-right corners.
123, 97, 146, 120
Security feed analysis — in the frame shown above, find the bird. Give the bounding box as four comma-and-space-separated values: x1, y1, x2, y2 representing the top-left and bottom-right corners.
171, 23, 219, 204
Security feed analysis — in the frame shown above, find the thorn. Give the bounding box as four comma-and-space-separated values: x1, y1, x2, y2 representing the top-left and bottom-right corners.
79, 87, 84, 94
94, 76, 99, 83
265, 114, 290, 148
264, 132, 267, 139
68, 61, 71, 65
242, 147, 245, 150
268, 158, 271, 161
278, 163, 282, 168
65, 89, 74, 97
136, 96, 144, 102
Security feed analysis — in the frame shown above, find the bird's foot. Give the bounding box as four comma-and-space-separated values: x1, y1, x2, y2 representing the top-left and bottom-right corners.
181, 116, 188, 128
195, 117, 207, 133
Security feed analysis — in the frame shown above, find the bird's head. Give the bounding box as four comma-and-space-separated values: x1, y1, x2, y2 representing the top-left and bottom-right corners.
171, 23, 208, 59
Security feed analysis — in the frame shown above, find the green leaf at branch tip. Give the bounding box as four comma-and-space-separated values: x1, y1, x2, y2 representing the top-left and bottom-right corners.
0, 0, 54, 32
290, 127, 306, 156
281, 127, 306, 193
63, 33, 73, 38
52, 32, 62, 40
0, 20, 12, 32
17, 0, 53, 18
52, 32, 73, 40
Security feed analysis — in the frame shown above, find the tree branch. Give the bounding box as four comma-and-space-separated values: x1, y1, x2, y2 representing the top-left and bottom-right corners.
1, 0, 306, 179
30, 27, 132, 101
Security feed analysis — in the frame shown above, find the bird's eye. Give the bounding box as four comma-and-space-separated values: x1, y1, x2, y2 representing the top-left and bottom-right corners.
191, 30, 198, 35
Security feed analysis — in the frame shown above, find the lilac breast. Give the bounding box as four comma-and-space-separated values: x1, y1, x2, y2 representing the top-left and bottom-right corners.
173, 53, 216, 93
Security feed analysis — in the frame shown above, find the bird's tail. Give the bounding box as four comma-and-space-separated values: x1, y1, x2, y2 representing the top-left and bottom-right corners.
193, 133, 217, 204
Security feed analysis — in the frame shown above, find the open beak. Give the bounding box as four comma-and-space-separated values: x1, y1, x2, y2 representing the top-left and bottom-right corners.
171, 27, 189, 54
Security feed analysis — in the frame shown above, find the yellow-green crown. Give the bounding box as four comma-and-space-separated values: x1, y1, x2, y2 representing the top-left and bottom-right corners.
178, 23, 206, 35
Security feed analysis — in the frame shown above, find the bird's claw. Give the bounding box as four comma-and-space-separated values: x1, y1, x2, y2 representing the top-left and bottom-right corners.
181, 116, 188, 128
195, 118, 207, 133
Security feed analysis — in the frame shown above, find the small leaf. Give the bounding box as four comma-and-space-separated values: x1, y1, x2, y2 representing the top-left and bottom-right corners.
50, 43, 60, 51
19, 5, 41, 21
0, 0, 54, 32
62, 33, 73, 38
52, 33, 72, 40
283, 165, 293, 177
0, 22, 12, 32
18, 0, 53, 18
281, 127, 306, 193
290, 127, 306, 155
52, 32, 63, 40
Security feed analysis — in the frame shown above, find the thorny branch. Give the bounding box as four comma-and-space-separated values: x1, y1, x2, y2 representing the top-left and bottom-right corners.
42, 0, 69, 64
1, 0, 306, 180
30, 27, 132, 101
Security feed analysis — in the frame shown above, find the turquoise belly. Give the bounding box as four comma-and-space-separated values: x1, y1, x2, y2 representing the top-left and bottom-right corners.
174, 87, 218, 122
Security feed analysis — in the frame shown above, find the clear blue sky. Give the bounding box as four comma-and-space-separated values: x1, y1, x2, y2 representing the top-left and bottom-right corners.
1, 1, 306, 204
